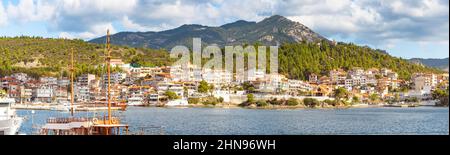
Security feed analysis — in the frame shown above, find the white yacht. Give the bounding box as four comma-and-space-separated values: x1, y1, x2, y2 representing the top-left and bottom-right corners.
0, 96, 23, 135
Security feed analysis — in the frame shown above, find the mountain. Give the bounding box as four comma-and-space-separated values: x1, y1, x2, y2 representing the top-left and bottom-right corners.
409, 58, 449, 71
90, 15, 329, 49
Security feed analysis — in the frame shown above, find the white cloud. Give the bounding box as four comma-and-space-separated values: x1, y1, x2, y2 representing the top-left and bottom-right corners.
6, 0, 56, 22
58, 32, 74, 39
0, 2, 7, 26
58, 22, 116, 40
1, 0, 448, 46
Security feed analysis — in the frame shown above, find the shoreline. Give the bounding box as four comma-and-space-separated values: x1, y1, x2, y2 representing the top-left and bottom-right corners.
12, 103, 447, 111
142, 103, 444, 110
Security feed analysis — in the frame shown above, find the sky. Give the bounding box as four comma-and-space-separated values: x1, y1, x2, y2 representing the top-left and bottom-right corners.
0, 0, 448, 59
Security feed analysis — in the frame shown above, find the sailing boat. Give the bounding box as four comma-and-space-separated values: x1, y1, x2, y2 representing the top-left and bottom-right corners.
39, 30, 129, 135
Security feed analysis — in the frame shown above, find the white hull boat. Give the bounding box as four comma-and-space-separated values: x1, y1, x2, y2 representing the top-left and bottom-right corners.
1, 97, 23, 135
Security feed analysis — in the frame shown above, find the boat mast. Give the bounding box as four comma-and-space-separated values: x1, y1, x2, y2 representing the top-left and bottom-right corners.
106, 29, 112, 124
70, 48, 75, 116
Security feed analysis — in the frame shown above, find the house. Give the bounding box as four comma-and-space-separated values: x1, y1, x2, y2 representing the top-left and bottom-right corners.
77, 74, 96, 86
11, 73, 29, 83
19, 86, 33, 103
110, 59, 124, 68
54, 86, 69, 103
202, 69, 233, 86
57, 78, 70, 87
312, 85, 332, 97
32, 86, 54, 103
380, 68, 391, 76
288, 80, 313, 95
40, 77, 58, 86
8, 82, 21, 102
157, 82, 184, 97
329, 69, 346, 83
102, 73, 126, 88
75, 85, 91, 102
308, 74, 318, 83
365, 68, 379, 76
1, 77, 18, 89
318, 76, 331, 85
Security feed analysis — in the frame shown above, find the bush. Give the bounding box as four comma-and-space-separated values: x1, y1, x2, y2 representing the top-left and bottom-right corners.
303, 98, 320, 107
256, 100, 268, 107
323, 99, 335, 106
352, 96, 360, 104
287, 98, 300, 106
201, 97, 219, 105
247, 94, 255, 103
218, 97, 224, 103
165, 91, 180, 100
188, 98, 200, 104
268, 98, 283, 105
239, 101, 254, 107
202, 100, 217, 106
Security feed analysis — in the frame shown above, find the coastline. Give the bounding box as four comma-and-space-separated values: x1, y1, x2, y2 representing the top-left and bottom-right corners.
12, 102, 446, 111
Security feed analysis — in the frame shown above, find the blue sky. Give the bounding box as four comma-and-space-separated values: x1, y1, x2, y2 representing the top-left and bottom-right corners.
0, 0, 448, 59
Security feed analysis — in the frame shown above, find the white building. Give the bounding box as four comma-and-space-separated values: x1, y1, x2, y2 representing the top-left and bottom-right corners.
77, 74, 96, 86
288, 80, 313, 92
40, 77, 58, 86
32, 86, 54, 103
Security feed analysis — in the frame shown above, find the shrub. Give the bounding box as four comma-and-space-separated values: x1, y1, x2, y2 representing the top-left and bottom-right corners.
303, 98, 320, 107
256, 100, 268, 107
287, 98, 300, 106
268, 98, 283, 105
323, 99, 335, 106
188, 98, 200, 104
218, 97, 224, 103
247, 94, 255, 103
165, 91, 180, 100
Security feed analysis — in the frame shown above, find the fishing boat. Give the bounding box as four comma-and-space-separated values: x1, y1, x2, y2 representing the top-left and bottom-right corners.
39, 30, 129, 135
0, 91, 23, 135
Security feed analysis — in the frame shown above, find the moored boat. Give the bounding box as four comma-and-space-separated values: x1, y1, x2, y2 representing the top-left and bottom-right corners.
0, 92, 23, 135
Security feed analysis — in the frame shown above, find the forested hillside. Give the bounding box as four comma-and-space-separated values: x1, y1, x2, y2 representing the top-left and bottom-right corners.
0, 37, 441, 80
0, 36, 173, 78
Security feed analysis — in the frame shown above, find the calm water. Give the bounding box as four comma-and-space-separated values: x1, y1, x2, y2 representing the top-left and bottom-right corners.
17, 107, 449, 135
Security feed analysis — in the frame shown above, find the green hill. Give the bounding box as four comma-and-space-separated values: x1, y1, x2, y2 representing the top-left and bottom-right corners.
278, 41, 443, 80
0, 36, 173, 78
0, 37, 442, 80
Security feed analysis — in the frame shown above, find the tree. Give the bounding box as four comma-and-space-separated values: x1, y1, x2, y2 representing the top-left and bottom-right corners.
165, 91, 180, 100
352, 96, 360, 104
247, 93, 255, 103
432, 88, 448, 100
287, 98, 300, 106
256, 100, 268, 107
333, 87, 349, 104
432, 87, 449, 107
198, 80, 210, 93
303, 98, 319, 107
369, 94, 379, 103
242, 82, 255, 93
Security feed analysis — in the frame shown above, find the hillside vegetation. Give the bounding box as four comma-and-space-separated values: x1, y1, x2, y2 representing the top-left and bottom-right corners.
0, 36, 174, 78
279, 41, 443, 80
0, 37, 442, 80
